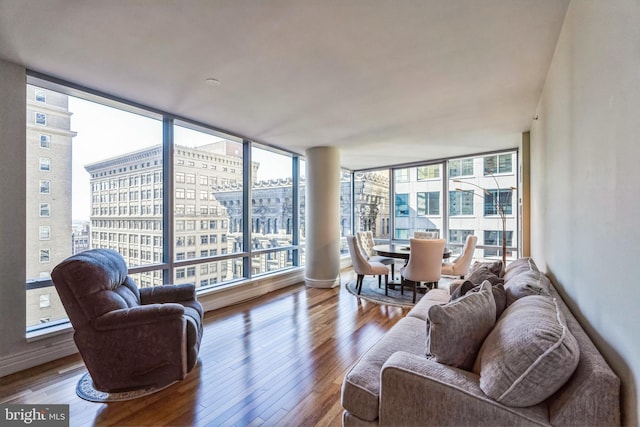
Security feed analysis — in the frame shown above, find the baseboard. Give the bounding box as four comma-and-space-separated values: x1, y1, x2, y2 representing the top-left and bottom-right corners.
0, 334, 78, 378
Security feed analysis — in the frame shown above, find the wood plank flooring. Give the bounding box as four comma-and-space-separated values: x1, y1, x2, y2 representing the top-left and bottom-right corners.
0, 271, 408, 427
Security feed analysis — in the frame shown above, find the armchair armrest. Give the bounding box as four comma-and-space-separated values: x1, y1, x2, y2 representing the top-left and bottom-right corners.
379, 352, 549, 427
139, 283, 196, 304
94, 303, 185, 331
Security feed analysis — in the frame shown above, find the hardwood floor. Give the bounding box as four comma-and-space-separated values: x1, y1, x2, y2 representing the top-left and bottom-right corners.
0, 271, 408, 427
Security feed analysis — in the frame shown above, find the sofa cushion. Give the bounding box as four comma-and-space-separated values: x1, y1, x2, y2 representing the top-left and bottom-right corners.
474, 295, 580, 407
502, 257, 538, 281
426, 281, 496, 371
342, 316, 427, 421
504, 270, 551, 305
406, 288, 450, 321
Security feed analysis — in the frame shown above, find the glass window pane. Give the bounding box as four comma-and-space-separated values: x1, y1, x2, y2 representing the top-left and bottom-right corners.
354, 169, 390, 239
26, 84, 162, 331
340, 169, 352, 255
248, 144, 293, 275
174, 124, 244, 285
393, 165, 443, 240
448, 152, 517, 262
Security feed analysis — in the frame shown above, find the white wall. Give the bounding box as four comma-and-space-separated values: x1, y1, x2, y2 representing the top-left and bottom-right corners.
530, 1, 640, 425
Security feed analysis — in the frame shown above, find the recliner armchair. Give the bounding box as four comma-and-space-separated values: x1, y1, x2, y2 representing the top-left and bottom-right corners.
51, 248, 203, 392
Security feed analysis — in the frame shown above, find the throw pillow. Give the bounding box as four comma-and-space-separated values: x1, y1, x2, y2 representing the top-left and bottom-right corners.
426, 281, 496, 371
469, 260, 503, 277
503, 270, 551, 306
448, 279, 476, 301
466, 283, 507, 321
502, 257, 539, 282
473, 295, 580, 407
466, 265, 505, 287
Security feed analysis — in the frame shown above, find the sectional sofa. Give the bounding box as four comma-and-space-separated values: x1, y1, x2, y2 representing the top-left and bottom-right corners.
341, 258, 620, 426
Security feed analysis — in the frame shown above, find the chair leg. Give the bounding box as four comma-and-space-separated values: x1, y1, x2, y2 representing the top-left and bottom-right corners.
391, 263, 395, 281
357, 275, 364, 294
385, 274, 389, 296
378, 275, 382, 288
413, 281, 418, 304
400, 277, 404, 295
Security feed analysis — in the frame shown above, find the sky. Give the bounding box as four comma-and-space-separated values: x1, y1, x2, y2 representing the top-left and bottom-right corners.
69, 97, 295, 221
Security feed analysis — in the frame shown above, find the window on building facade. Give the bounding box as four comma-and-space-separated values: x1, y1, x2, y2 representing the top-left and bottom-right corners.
484, 153, 513, 175
39, 157, 51, 172
449, 191, 474, 215
35, 112, 46, 125
39, 134, 50, 148
484, 189, 513, 216
39, 226, 51, 240
39, 203, 50, 217
449, 158, 474, 177
417, 165, 440, 180
417, 192, 440, 216
395, 193, 409, 217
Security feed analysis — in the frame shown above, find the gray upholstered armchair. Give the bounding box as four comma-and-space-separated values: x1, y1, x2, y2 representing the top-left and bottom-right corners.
51, 248, 203, 392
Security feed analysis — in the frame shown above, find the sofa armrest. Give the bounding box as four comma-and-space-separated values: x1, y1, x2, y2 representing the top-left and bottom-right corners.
94, 303, 185, 330
379, 352, 549, 427
139, 283, 196, 304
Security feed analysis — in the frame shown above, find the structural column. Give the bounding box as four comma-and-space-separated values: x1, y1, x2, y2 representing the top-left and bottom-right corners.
304, 146, 341, 288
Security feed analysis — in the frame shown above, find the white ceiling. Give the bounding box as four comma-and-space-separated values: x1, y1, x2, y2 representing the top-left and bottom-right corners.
0, 0, 569, 170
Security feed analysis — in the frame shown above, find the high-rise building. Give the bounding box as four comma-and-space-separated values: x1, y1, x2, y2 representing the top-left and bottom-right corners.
25, 87, 77, 328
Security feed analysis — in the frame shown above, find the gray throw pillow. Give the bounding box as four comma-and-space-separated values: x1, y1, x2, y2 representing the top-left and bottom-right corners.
467, 283, 507, 321
502, 257, 539, 282
504, 270, 551, 305
474, 295, 580, 407
466, 265, 505, 287
469, 260, 503, 277
426, 281, 496, 371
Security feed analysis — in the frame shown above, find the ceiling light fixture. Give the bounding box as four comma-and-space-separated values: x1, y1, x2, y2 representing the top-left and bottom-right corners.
205, 77, 221, 86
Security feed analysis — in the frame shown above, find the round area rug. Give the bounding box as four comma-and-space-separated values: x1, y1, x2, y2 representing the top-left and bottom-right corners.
76, 372, 177, 402
344, 275, 453, 308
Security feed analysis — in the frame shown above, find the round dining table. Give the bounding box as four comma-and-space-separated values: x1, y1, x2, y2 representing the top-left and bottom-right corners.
373, 243, 451, 260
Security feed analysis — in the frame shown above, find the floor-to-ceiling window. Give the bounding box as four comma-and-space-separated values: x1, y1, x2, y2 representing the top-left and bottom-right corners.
447, 152, 518, 260
24, 76, 306, 333
392, 164, 443, 240
354, 169, 390, 240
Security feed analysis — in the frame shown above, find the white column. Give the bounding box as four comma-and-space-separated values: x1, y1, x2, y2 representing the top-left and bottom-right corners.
304, 146, 341, 288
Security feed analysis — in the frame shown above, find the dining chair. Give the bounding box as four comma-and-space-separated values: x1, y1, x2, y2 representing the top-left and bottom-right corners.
356, 231, 396, 281
400, 238, 446, 303
413, 231, 439, 239
441, 234, 478, 278
347, 235, 390, 295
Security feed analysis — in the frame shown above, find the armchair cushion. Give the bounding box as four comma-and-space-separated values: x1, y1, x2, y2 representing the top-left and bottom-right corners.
426, 281, 496, 371
140, 283, 197, 304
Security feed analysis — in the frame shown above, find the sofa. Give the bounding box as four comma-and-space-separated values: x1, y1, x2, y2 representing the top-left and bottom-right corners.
341, 258, 620, 426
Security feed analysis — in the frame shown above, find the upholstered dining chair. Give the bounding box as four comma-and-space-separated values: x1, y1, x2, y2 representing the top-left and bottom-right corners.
441, 234, 478, 278
356, 230, 396, 280
347, 235, 390, 295
51, 248, 203, 393
400, 238, 446, 303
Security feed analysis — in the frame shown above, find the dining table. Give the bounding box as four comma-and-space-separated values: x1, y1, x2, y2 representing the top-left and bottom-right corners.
373, 243, 451, 289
